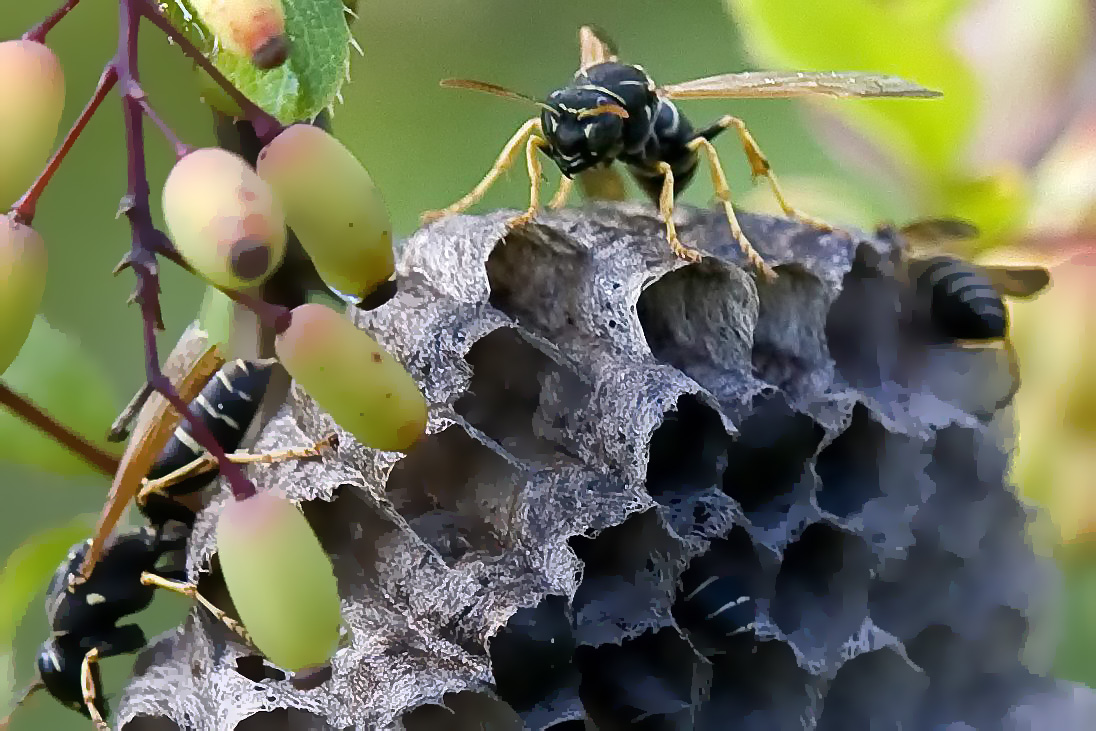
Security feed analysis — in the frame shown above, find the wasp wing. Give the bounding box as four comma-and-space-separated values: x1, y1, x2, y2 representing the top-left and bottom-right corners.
897, 218, 980, 243
579, 25, 619, 71
982, 265, 1051, 299
661, 71, 941, 99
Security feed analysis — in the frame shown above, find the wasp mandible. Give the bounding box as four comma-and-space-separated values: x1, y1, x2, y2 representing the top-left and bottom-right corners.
423, 26, 941, 280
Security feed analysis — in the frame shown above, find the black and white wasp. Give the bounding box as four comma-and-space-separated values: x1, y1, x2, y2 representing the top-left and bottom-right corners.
424, 25, 940, 279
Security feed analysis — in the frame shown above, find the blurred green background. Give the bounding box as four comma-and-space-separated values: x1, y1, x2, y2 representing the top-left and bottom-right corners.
1, 0, 1094, 727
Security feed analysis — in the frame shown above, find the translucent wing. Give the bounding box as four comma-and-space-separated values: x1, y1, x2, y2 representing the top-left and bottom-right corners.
661, 70, 942, 99
579, 25, 618, 71
897, 218, 980, 244
982, 266, 1051, 299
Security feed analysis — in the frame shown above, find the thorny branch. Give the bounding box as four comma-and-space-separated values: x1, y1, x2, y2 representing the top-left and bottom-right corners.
6, 0, 297, 508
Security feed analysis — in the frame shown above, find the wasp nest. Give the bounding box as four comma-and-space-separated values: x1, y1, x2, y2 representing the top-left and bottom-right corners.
116, 204, 1094, 730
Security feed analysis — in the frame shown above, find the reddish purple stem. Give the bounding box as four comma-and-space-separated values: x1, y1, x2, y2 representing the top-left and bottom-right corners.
23, 0, 81, 43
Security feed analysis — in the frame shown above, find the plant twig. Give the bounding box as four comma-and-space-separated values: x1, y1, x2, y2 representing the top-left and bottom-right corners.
23, 0, 82, 44
0, 381, 120, 476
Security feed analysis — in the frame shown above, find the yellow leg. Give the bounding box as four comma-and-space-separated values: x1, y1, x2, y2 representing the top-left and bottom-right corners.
137, 434, 338, 507
80, 648, 109, 731
505, 135, 552, 230
686, 137, 777, 281
422, 118, 542, 224
140, 572, 252, 643
548, 175, 575, 210
712, 115, 832, 231
655, 162, 702, 263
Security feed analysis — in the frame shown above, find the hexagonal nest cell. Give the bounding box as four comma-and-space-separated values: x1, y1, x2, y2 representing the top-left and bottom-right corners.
114, 204, 1090, 730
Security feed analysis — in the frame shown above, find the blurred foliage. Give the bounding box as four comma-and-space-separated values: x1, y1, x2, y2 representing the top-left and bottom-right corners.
0, 316, 119, 476
168, 0, 352, 123
1, 0, 1095, 726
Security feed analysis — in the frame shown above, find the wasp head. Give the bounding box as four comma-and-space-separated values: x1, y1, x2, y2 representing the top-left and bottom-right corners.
541, 87, 629, 176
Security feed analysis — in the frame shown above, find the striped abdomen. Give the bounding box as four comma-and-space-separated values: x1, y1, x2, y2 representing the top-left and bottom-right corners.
673, 549, 757, 645
912, 256, 1008, 340
145, 359, 273, 496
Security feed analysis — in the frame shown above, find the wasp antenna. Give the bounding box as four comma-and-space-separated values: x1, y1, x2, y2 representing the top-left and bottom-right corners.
439, 78, 554, 113
577, 103, 630, 120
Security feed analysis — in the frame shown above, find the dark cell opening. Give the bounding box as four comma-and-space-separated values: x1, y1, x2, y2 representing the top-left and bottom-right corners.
120, 718, 182, 731
234, 708, 347, 730
386, 426, 517, 561
576, 629, 698, 730
815, 649, 927, 731
771, 523, 873, 640
646, 394, 728, 501
356, 276, 399, 311
234, 655, 286, 683
400, 691, 524, 731
751, 264, 829, 394
486, 228, 587, 337
637, 262, 755, 374
697, 640, 814, 731
455, 327, 586, 463
722, 396, 823, 517
815, 403, 887, 518
489, 594, 577, 712
299, 486, 402, 588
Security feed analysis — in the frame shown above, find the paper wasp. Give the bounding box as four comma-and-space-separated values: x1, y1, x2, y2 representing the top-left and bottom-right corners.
884, 218, 1051, 411
424, 25, 941, 280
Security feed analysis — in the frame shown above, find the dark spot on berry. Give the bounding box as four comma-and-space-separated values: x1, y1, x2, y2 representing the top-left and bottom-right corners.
231, 239, 271, 281
371, 352, 382, 363
252, 34, 290, 71
348, 221, 354, 228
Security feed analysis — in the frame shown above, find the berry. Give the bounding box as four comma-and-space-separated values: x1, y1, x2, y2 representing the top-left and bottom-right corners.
256, 125, 394, 299
162, 147, 287, 291
0, 215, 47, 374
191, 0, 291, 70
274, 303, 427, 452
0, 40, 65, 206
217, 491, 341, 671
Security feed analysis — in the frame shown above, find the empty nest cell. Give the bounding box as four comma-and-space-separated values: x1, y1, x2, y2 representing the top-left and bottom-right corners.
575, 628, 699, 729
645, 394, 729, 502
569, 510, 685, 646
751, 264, 830, 394
455, 327, 586, 463
771, 523, 874, 648
385, 426, 519, 562
636, 261, 757, 375
696, 640, 815, 731
399, 692, 525, 731
814, 403, 889, 519
815, 648, 927, 731
722, 395, 824, 523
233, 709, 348, 731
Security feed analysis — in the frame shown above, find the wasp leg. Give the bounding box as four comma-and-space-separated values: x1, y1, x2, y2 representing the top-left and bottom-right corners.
80, 648, 109, 731
698, 115, 833, 233
506, 134, 553, 230
548, 175, 575, 210
654, 162, 702, 263
140, 572, 252, 643
136, 433, 338, 508
422, 118, 542, 224
686, 137, 776, 281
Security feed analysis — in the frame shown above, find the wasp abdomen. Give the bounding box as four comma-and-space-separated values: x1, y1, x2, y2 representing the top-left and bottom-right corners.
914, 256, 1008, 341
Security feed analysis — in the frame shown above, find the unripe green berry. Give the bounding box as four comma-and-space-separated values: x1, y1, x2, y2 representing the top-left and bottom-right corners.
217, 491, 341, 671
0, 40, 65, 206
0, 215, 47, 374
257, 125, 394, 299
275, 303, 427, 452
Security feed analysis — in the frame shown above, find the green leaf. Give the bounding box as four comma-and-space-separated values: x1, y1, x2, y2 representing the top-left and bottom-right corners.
0, 515, 95, 651
171, 0, 352, 124
725, 0, 979, 181
0, 316, 120, 476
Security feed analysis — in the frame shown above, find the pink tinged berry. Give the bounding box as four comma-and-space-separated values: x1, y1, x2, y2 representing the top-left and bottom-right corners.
191, 0, 291, 70
217, 491, 342, 671
256, 125, 395, 299
274, 303, 427, 452
0, 40, 65, 206
0, 215, 47, 375
162, 148, 287, 291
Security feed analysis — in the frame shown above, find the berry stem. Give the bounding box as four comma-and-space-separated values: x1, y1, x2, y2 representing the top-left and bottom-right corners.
23, 0, 82, 44
134, 0, 284, 145
0, 380, 120, 476
117, 0, 257, 502
9, 64, 118, 226
130, 84, 193, 160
